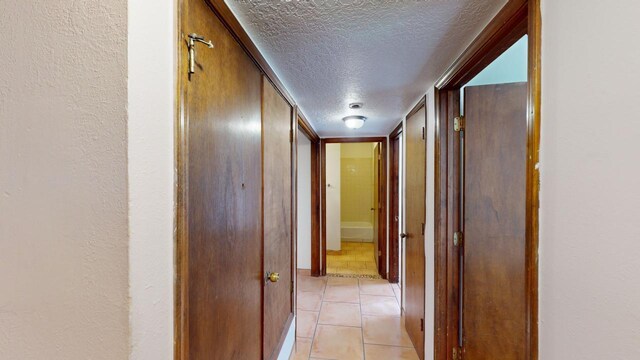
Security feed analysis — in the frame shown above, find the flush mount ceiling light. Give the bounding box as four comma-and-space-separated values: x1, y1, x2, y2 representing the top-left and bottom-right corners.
343, 115, 367, 129
349, 102, 363, 109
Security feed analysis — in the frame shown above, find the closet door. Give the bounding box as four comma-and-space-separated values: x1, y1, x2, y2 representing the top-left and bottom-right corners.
262, 77, 294, 359
405, 104, 426, 359
184, 0, 262, 358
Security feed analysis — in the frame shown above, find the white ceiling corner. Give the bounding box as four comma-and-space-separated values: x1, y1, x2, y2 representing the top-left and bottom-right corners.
225, 0, 507, 137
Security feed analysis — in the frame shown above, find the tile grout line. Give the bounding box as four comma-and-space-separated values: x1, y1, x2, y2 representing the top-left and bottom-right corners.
359, 278, 366, 360
362, 281, 420, 356
307, 278, 326, 360
298, 276, 417, 359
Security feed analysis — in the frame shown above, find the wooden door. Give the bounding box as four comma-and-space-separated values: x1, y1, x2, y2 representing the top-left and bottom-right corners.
262, 77, 294, 359
462, 82, 527, 359
405, 105, 426, 359
372, 143, 380, 270
389, 134, 401, 283
183, 0, 262, 358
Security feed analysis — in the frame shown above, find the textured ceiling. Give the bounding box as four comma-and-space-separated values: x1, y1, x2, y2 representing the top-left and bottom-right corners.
226, 0, 506, 137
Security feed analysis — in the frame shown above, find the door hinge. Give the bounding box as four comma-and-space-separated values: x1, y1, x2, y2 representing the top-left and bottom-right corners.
422, 126, 425, 140
420, 318, 424, 331
291, 280, 294, 294
453, 231, 463, 247
421, 223, 425, 235
454, 116, 465, 132
453, 347, 462, 360
289, 129, 293, 143
378, 250, 382, 256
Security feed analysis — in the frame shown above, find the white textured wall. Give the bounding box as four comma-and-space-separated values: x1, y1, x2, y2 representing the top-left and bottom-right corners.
0, 1, 129, 359
297, 134, 312, 269
128, 0, 175, 359
539, 0, 640, 358
326, 144, 341, 250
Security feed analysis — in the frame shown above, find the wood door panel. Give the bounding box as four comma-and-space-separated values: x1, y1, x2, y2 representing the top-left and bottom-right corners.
462, 83, 527, 359
389, 135, 401, 283
185, 0, 262, 358
405, 105, 426, 359
262, 77, 293, 359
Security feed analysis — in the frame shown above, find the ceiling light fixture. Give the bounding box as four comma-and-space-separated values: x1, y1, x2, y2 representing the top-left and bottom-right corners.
349, 102, 363, 109
342, 115, 367, 129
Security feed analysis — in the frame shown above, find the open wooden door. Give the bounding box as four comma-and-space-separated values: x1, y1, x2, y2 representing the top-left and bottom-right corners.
181, 0, 262, 357
405, 102, 426, 359
373, 143, 381, 271
262, 77, 294, 359
460, 82, 527, 359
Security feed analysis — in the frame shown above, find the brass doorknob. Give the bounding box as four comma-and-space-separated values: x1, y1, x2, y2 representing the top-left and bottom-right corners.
267, 272, 280, 283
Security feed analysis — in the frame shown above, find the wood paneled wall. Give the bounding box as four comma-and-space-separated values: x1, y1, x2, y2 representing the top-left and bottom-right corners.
176, 1, 306, 359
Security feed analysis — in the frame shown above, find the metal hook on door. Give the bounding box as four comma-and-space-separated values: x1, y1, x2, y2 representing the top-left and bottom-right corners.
187, 33, 214, 75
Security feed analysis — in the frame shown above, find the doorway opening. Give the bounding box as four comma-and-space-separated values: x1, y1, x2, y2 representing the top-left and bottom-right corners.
320, 137, 387, 279
325, 141, 381, 277
433, 1, 541, 359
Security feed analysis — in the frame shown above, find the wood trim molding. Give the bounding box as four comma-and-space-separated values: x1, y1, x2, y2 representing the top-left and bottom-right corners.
389, 121, 403, 139
387, 124, 402, 283
291, 106, 298, 313
526, 0, 541, 358
432, 1, 540, 359
379, 140, 388, 279
320, 140, 327, 276
175, 1, 189, 359
322, 136, 387, 144
298, 113, 320, 142
406, 96, 427, 120
433, 88, 461, 360
435, 0, 528, 90
433, 88, 446, 360
319, 137, 388, 278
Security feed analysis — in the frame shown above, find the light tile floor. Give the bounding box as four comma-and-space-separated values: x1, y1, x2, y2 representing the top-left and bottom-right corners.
292, 273, 418, 360
326, 241, 379, 277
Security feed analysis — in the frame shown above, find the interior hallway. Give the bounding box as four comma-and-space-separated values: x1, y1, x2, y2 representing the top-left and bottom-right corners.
293, 272, 416, 360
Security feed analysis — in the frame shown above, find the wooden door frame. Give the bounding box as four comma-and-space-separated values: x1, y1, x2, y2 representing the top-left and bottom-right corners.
175, 0, 314, 358
403, 97, 427, 360
432, 0, 541, 359
297, 114, 322, 277
320, 137, 388, 277
388, 123, 403, 283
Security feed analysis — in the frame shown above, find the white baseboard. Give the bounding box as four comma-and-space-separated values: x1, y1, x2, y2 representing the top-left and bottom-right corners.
276, 316, 296, 360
